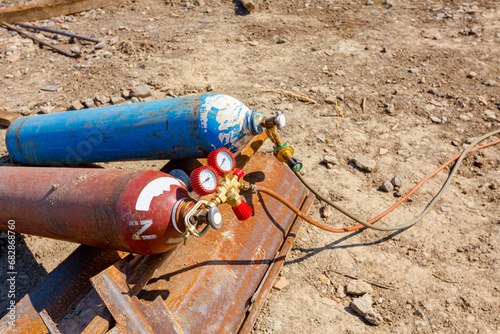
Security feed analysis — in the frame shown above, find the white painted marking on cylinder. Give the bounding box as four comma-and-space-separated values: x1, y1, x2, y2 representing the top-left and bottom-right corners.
136, 177, 181, 211
129, 219, 157, 240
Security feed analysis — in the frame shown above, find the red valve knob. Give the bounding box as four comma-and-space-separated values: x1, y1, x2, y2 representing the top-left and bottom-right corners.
232, 200, 252, 221
207, 148, 235, 176
190, 166, 219, 196
233, 168, 244, 180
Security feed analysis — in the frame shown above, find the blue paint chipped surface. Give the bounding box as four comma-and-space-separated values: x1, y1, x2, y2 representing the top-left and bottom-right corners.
6, 94, 263, 165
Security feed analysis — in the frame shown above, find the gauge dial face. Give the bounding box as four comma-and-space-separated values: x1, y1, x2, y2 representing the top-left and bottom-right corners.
216, 151, 234, 173
199, 168, 218, 192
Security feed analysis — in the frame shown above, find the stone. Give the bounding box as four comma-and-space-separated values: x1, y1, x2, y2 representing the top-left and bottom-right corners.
121, 89, 131, 98
351, 156, 376, 172
131, 97, 139, 103
430, 116, 442, 123
70, 45, 81, 53
365, 0, 373, 5
131, 85, 152, 98
459, 114, 471, 121
391, 175, 403, 187
452, 140, 460, 146
94, 41, 106, 49
111, 96, 125, 104
379, 148, 389, 155
61, 24, 69, 30
485, 110, 497, 121
39, 105, 54, 114
101, 51, 112, 58
207, 83, 213, 91
325, 95, 336, 104
41, 85, 60, 91
274, 277, 289, 290
350, 294, 382, 325
320, 297, 338, 307
6, 55, 20, 63
94, 95, 110, 104
440, 206, 453, 212
419, 77, 426, 84
71, 100, 84, 110
394, 189, 403, 197
318, 86, 330, 95
346, 280, 373, 295
108, 36, 119, 45
467, 71, 477, 78
323, 155, 338, 166
82, 98, 95, 108
380, 180, 394, 192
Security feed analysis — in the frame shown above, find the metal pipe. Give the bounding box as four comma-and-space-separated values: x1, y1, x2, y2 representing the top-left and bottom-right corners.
15, 22, 101, 43
2, 22, 80, 58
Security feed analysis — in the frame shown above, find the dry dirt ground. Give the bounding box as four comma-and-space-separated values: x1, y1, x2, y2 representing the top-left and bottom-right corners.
1, 0, 499, 333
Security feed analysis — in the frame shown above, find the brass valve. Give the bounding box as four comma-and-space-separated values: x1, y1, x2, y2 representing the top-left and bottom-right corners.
262, 111, 302, 171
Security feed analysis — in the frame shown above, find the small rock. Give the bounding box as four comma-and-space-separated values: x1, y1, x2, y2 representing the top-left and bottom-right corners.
484, 110, 497, 121
321, 205, 332, 218
489, 182, 497, 190
380, 180, 394, 192
248, 41, 259, 46
465, 137, 474, 144
467, 71, 477, 78
318, 87, 330, 95
379, 147, 389, 155
131, 85, 152, 98
323, 155, 338, 165
430, 116, 442, 123
351, 156, 376, 172
473, 156, 485, 168
452, 140, 460, 146
365, 0, 373, 5
41, 85, 60, 91
310, 87, 319, 93
433, 34, 442, 40
346, 280, 373, 296
101, 51, 112, 58
121, 89, 131, 98
206, 83, 213, 91
391, 175, 403, 187
39, 105, 54, 114
277, 38, 287, 44
385, 102, 395, 114
71, 100, 84, 110
459, 114, 471, 121
111, 96, 125, 104
6, 55, 20, 63
82, 98, 95, 108
419, 77, 426, 84
441, 206, 453, 212
61, 24, 69, 30
320, 297, 338, 307
274, 277, 289, 290
108, 36, 119, 45
131, 97, 139, 103
94, 95, 110, 104
394, 189, 403, 197
316, 134, 326, 143
325, 95, 336, 104
483, 79, 497, 87
70, 45, 81, 53
94, 41, 106, 49
428, 88, 437, 95
350, 294, 382, 326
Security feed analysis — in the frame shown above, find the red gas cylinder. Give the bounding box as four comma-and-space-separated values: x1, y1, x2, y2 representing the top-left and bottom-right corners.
0, 167, 195, 254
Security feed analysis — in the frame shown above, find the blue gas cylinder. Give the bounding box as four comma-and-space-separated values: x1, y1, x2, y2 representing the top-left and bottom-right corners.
6, 94, 264, 165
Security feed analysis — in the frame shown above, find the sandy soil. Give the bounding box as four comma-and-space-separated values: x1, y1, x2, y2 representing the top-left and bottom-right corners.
1, 0, 499, 333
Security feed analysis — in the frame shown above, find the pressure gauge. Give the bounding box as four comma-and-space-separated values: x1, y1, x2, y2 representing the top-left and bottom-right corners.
207, 148, 236, 176
190, 166, 220, 196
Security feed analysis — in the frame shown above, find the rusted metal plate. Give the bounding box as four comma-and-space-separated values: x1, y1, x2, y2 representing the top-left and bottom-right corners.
0, 246, 122, 334
138, 152, 311, 333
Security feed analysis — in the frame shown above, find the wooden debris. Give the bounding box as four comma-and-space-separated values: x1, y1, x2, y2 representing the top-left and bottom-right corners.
0, 109, 22, 128
0, 0, 123, 24
262, 88, 317, 104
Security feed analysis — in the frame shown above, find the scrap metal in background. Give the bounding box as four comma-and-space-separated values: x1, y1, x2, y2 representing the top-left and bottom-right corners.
0, 135, 314, 333
1, 22, 80, 58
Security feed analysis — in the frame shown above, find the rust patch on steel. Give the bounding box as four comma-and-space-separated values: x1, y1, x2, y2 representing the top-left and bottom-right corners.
251, 247, 266, 269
